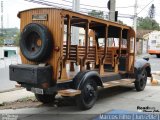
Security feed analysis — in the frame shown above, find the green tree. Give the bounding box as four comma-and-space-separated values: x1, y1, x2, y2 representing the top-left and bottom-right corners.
88, 10, 104, 19
0, 36, 4, 45
137, 17, 160, 30
13, 32, 20, 46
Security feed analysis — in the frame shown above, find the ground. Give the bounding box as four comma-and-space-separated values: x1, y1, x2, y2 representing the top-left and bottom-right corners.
0, 54, 160, 120
0, 85, 160, 120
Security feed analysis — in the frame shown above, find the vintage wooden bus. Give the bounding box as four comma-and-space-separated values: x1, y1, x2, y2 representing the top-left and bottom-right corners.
9, 8, 152, 110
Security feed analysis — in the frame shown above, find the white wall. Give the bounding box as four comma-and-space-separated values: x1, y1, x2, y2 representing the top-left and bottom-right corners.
148, 31, 160, 50
142, 40, 148, 54
0, 47, 4, 59
0, 46, 19, 58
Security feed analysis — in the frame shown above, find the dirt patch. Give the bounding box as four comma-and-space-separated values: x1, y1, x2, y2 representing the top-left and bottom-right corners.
0, 96, 76, 110
0, 86, 135, 110
0, 97, 42, 110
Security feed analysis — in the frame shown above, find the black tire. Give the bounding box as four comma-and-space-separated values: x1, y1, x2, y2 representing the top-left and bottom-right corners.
35, 93, 56, 104
156, 54, 160, 58
135, 69, 147, 91
76, 80, 98, 110
20, 23, 52, 62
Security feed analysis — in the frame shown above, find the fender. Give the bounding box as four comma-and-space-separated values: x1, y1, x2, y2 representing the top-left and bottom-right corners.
73, 71, 103, 89
134, 59, 152, 77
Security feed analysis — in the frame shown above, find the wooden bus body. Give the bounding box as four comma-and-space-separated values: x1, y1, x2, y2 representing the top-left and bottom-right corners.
9, 8, 152, 110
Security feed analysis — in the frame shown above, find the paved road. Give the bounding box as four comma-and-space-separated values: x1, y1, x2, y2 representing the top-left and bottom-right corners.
0, 85, 160, 120
0, 67, 16, 92
0, 54, 159, 92
0, 57, 20, 92
149, 55, 160, 72
0, 54, 160, 119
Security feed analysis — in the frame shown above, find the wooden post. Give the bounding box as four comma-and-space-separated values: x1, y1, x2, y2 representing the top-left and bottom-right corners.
80, 58, 85, 71
114, 56, 118, 73
99, 25, 108, 75
102, 25, 108, 63
84, 20, 89, 61
81, 20, 89, 71
61, 15, 71, 80
66, 15, 71, 60
118, 29, 122, 57
99, 59, 104, 75
133, 31, 136, 72
86, 62, 91, 70
127, 30, 131, 72
114, 28, 122, 73
70, 62, 75, 71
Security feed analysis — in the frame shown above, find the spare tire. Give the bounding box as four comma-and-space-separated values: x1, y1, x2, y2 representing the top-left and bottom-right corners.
20, 23, 52, 62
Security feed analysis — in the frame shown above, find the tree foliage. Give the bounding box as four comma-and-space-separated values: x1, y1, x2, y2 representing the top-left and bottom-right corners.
0, 28, 20, 46
13, 32, 20, 46
0, 36, 5, 45
137, 17, 160, 30
88, 10, 104, 19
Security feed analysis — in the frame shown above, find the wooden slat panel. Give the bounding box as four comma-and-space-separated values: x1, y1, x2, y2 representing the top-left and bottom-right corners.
19, 8, 62, 81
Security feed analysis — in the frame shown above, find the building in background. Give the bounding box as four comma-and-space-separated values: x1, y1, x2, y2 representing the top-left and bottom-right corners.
0, 46, 19, 59
136, 30, 153, 55
63, 27, 85, 45
3, 39, 15, 45
146, 31, 160, 58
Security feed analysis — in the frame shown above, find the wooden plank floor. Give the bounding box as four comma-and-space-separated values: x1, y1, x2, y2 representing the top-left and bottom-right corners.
103, 79, 135, 88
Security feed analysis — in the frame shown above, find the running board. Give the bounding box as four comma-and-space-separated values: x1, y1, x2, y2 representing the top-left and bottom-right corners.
103, 79, 135, 88
58, 79, 135, 96
58, 89, 81, 97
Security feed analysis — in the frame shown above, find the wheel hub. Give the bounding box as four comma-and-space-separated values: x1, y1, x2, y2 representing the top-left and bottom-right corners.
83, 83, 96, 104
26, 32, 42, 55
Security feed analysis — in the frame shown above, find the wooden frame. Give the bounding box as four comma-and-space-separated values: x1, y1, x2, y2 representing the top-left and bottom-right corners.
18, 8, 136, 82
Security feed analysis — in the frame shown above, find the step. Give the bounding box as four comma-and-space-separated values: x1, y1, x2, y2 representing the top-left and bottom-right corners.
103, 79, 135, 88
58, 89, 81, 97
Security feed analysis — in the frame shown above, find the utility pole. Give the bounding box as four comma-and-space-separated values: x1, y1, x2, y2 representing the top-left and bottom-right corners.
109, 0, 116, 21
72, 0, 80, 45
1, 1, 3, 36
133, 0, 138, 55
133, 0, 138, 33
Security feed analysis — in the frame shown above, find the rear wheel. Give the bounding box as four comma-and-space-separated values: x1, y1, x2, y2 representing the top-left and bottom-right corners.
35, 93, 56, 104
135, 69, 147, 91
76, 80, 98, 110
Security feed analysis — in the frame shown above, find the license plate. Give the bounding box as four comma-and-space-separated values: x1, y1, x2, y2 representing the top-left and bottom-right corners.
31, 88, 44, 94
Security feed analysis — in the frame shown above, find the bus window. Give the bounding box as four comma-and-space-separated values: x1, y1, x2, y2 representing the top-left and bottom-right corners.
89, 37, 94, 46
122, 39, 127, 48
113, 38, 119, 47
108, 38, 115, 47
98, 38, 105, 47
130, 38, 134, 53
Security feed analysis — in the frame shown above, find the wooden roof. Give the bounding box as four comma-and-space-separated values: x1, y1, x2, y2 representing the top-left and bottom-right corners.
18, 7, 135, 39
18, 7, 132, 29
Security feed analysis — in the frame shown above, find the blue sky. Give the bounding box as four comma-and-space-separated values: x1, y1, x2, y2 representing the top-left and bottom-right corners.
2, 0, 160, 28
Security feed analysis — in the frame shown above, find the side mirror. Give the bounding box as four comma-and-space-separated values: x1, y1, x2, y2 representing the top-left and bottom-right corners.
143, 57, 149, 61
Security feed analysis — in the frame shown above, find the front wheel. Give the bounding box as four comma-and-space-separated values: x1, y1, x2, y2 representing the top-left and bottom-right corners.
135, 69, 147, 91
76, 80, 98, 110
35, 93, 56, 104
